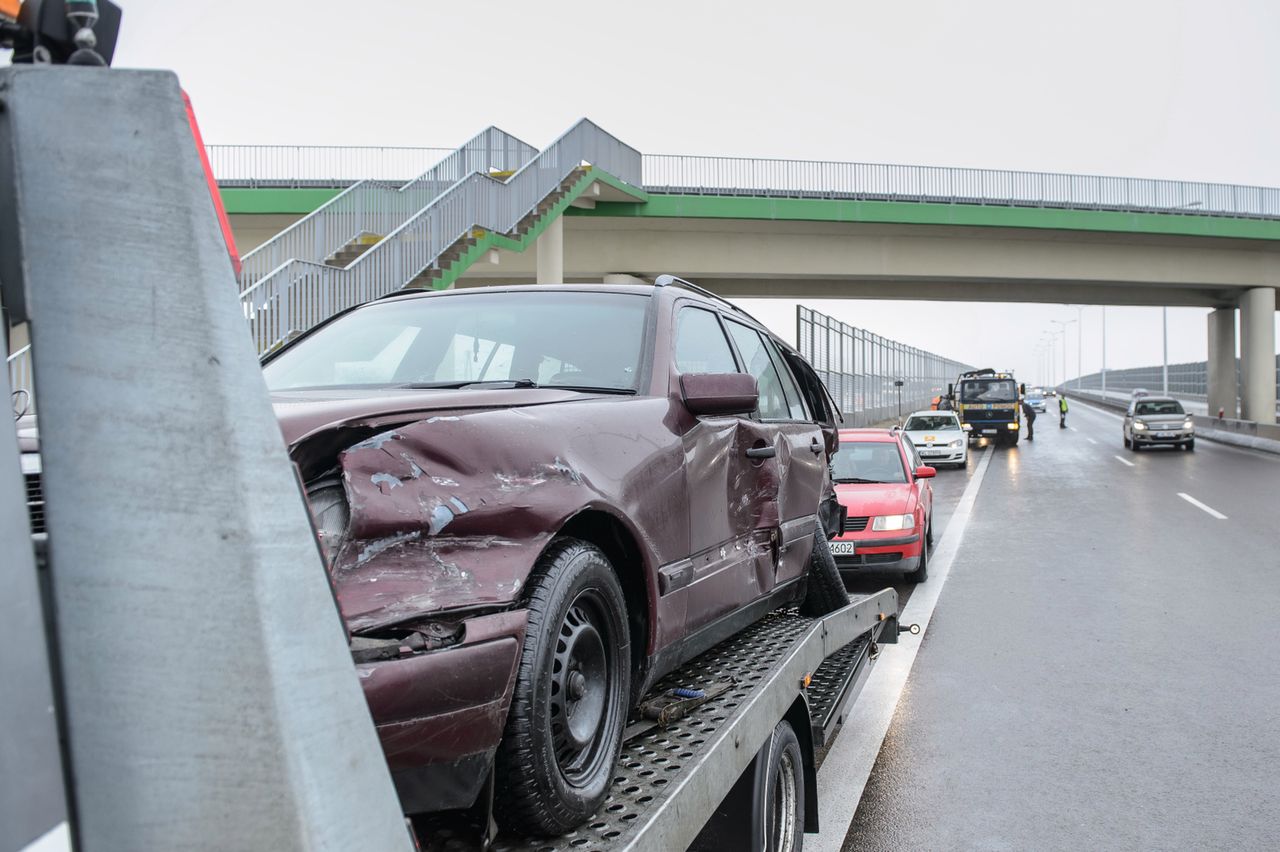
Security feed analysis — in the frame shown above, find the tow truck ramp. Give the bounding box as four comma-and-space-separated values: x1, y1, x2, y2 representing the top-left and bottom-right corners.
420, 588, 899, 851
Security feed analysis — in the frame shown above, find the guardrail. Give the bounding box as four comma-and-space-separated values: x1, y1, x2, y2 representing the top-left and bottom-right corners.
208, 145, 453, 188
240, 119, 642, 354
206, 143, 1280, 219
797, 306, 971, 426
238, 128, 538, 293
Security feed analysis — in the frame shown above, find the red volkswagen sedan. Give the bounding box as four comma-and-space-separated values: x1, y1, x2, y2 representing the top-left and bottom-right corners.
830, 429, 935, 582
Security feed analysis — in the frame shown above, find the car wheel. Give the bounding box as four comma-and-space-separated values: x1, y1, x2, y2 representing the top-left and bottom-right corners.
494, 538, 630, 836
926, 518, 934, 549
1123, 434, 1130, 449
759, 721, 804, 852
904, 538, 928, 584
1130, 438, 1140, 452
1186, 439, 1195, 451
799, 531, 848, 616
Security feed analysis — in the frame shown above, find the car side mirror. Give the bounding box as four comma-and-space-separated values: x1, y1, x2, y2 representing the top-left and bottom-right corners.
914, 465, 936, 479
961, 423, 972, 431
1020, 383, 1026, 396
680, 372, 758, 417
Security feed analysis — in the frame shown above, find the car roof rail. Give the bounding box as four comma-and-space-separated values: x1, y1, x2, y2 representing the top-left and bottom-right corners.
654, 274, 753, 318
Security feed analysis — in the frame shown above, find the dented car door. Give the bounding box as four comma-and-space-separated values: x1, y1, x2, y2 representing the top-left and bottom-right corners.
671, 305, 777, 635
722, 320, 825, 587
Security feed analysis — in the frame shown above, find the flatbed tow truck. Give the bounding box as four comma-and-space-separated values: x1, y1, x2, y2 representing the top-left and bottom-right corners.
415, 589, 906, 851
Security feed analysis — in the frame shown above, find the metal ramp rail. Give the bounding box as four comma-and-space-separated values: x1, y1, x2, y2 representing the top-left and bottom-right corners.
236, 127, 538, 293
416, 589, 898, 852
239, 119, 642, 355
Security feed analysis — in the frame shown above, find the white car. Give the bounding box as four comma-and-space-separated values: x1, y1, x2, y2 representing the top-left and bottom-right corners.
901, 410, 968, 468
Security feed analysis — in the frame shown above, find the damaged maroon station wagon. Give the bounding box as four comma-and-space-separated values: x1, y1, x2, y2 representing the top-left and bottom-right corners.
262, 277, 849, 835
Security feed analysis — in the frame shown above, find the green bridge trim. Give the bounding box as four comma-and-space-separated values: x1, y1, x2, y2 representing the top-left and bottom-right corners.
221, 188, 1280, 241
565, 194, 1280, 241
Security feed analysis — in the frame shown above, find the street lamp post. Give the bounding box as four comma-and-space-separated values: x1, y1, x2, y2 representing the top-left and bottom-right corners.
1050, 319, 1077, 389
1101, 306, 1107, 395
1075, 305, 1084, 390
1162, 306, 1169, 395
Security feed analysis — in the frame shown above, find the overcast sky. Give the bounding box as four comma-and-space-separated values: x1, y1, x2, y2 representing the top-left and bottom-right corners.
18, 0, 1280, 379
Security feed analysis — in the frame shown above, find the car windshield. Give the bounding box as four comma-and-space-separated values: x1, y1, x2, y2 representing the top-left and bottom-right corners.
1135, 400, 1185, 416
832, 442, 906, 484
960, 379, 1017, 402
263, 291, 649, 392
904, 415, 959, 431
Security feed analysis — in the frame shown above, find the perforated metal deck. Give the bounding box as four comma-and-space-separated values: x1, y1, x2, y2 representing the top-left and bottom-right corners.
418, 589, 898, 852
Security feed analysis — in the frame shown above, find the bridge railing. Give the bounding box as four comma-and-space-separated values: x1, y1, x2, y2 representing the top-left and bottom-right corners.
208, 145, 453, 188
207, 143, 1280, 219
643, 154, 1280, 218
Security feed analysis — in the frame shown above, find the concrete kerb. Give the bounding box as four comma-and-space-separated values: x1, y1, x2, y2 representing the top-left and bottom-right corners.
1065, 390, 1280, 456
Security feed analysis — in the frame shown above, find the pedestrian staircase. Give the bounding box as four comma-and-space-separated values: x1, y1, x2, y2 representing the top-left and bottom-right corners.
239, 119, 644, 355
236, 126, 538, 294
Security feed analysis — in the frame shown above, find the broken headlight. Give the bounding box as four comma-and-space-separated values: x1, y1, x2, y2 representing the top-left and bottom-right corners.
306, 477, 349, 565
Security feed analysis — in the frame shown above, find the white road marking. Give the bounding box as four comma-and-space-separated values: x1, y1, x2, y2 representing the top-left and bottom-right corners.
1086, 437, 1098, 445
1178, 492, 1228, 519
812, 447, 994, 851
1114, 455, 1135, 467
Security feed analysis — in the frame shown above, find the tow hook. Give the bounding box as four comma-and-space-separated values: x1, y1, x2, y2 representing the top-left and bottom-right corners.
899, 623, 921, 636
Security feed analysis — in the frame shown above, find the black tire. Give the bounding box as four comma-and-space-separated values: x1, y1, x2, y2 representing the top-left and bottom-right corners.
926, 518, 934, 549
1131, 439, 1141, 452
1186, 439, 1195, 451
904, 536, 928, 584
494, 538, 630, 836
799, 531, 848, 616
758, 721, 805, 852
1123, 434, 1130, 449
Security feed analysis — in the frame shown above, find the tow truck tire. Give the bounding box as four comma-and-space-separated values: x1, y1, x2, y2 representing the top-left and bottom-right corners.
905, 537, 928, 584
758, 721, 805, 852
494, 538, 630, 836
799, 531, 848, 616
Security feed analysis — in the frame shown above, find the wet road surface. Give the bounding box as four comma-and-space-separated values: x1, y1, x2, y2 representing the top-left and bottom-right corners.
840, 401, 1280, 850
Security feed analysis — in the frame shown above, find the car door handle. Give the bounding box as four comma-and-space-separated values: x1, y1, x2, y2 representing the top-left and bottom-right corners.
746, 446, 776, 460
809, 437, 823, 455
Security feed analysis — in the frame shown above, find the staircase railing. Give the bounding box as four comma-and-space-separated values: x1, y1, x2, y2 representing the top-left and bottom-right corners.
240, 119, 642, 354
236, 127, 537, 294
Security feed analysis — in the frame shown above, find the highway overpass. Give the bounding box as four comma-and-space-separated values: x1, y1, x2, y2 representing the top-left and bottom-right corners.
212, 134, 1280, 424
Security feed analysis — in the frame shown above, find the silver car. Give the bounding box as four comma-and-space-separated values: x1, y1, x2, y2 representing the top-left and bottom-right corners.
1123, 396, 1195, 451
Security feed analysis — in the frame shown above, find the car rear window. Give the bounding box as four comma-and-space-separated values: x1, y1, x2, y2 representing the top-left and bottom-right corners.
263, 291, 649, 392
1135, 400, 1185, 416
904, 415, 959, 431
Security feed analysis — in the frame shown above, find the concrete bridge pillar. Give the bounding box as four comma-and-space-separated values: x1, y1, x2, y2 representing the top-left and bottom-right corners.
1239, 287, 1277, 424
536, 215, 564, 284
1206, 307, 1237, 418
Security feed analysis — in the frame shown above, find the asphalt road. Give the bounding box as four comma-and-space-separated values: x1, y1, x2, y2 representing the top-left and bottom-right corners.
841, 400, 1280, 850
